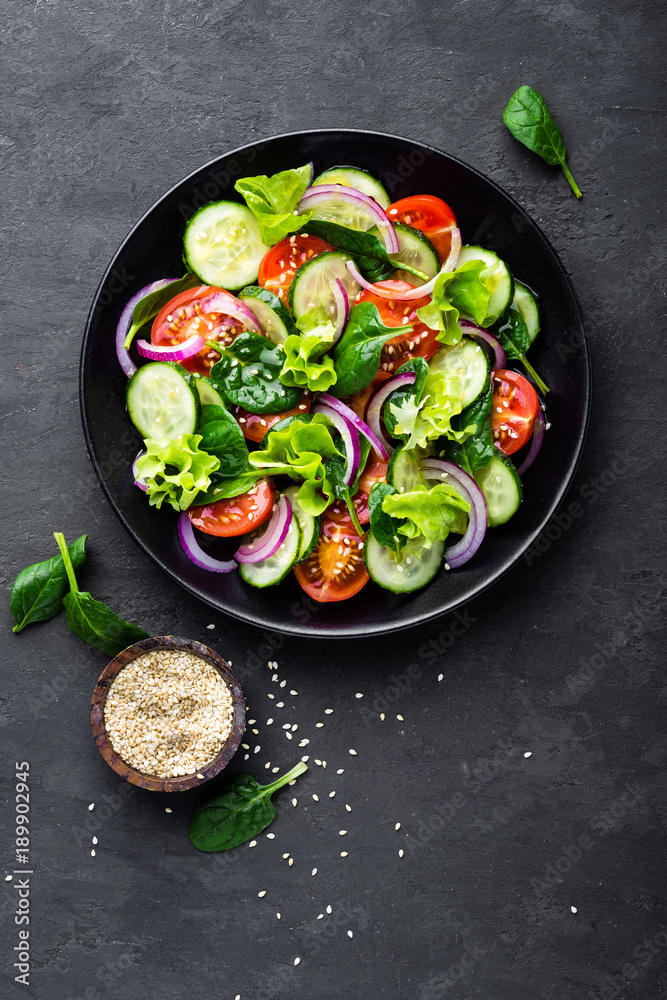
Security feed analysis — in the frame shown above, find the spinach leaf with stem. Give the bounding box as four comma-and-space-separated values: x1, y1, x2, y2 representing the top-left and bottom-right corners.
11, 535, 87, 633
503, 86, 582, 199
53, 533, 149, 657
439, 385, 495, 476
209, 333, 302, 414
368, 482, 405, 554
190, 761, 308, 852
123, 272, 201, 349
332, 303, 412, 399
302, 221, 428, 283
197, 404, 249, 479
495, 310, 550, 395
324, 434, 372, 538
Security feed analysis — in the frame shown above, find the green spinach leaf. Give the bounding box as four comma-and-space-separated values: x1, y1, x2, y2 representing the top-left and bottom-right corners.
210, 333, 302, 414
53, 533, 148, 657
332, 303, 412, 399
123, 272, 201, 349
190, 761, 308, 852
503, 86, 582, 199
495, 309, 550, 394
11, 536, 87, 634
368, 482, 405, 553
440, 385, 495, 475
235, 165, 313, 245
197, 405, 249, 479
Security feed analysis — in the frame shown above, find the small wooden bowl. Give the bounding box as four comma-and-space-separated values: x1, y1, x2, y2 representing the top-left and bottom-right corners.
91, 635, 245, 792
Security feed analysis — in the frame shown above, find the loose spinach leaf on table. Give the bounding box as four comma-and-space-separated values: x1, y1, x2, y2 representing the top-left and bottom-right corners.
495, 309, 550, 395
123, 272, 201, 349
190, 761, 308, 852
53, 533, 149, 657
197, 404, 249, 479
10, 535, 87, 633
331, 303, 412, 399
440, 385, 495, 476
209, 333, 302, 414
503, 86, 582, 199
302, 221, 425, 283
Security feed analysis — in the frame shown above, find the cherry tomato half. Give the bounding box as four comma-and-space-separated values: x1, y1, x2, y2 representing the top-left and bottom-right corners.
294, 520, 370, 603
151, 285, 244, 377
258, 234, 333, 301
235, 393, 312, 443
357, 280, 437, 375
491, 369, 540, 455
387, 195, 458, 263
187, 479, 276, 538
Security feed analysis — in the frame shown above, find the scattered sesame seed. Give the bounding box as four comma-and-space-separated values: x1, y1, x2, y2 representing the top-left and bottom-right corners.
196, 773, 205, 780
339, 830, 347, 836
88, 803, 94, 811
268, 693, 275, 700
254, 746, 261, 754
291, 724, 298, 731
312, 868, 318, 876
349, 749, 357, 756
399, 849, 404, 858
395, 822, 401, 831
302, 755, 309, 762
280, 680, 286, 688
290, 690, 298, 696
292, 798, 297, 807
347, 930, 353, 938
325, 708, 333, 714
380, 713, 385, 721
337, 768, 344, 774
206, 624, 215, 629
249, 840, 257, 848
276, 912, 281, 919
266, 719, 274, 725
5, 875, 12, 881
330, 791, 336, 798
91, 849, 96, 857
340, 851, 348, 857
317, 913, 323, 920
438, 674, 444, 682
524, 751, 533, 758
248, 719, 256, 725
299, 739, 309, 747
355, 693, 363, 699
313, 794, 319, 801
345, 804, 351, 812
316, 722, 324, 728
288, 858, 294, 866
92, 836, 98, 844
326, 905, 332, 914
265, 762, 271, 769
397, 715, 404, 721
571, 905, 577, 913
258, 890, 266, 898
294, 957, 300, 966
283, 853, 290, 859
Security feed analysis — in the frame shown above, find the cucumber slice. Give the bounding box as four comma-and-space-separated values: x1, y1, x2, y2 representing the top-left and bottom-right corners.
369, 222, 438, 286
475, 453, 522, 527
512, 281, 541, 344
429, 337, 490, 408
364, 534, 445, 594
238, 285, 298, 345
282, 485, 320, 562
126, 362, 200, 440
288, 251, 360, 321
456, 245, 514, 326
387, 446, 426, 493
238, 514, 302, 588
314, 166, 391, 209
187, 373, 226, 409
184, 201, 269, 290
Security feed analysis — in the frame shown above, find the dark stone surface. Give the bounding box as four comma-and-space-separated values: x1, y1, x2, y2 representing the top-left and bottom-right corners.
1, 2, 665, 998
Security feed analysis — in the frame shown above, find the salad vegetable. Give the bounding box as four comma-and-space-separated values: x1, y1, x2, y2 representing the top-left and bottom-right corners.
116, 162, 550, 602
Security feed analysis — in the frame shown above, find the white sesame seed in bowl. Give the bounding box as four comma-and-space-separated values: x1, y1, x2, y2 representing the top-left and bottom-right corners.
91, 637, 245, 792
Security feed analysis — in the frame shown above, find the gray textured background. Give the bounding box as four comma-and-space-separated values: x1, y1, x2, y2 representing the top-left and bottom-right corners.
2, 1, 666, 998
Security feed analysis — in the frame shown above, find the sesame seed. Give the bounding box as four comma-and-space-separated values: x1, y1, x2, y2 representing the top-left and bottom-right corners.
349, 749, 357, 756
276, 912, 281, 919
399, 849, 404, 858
438, 674, 444, 682
345, 804, 351, 812
395, 822, 401, 831
524, 751, 533, 758
312, 868, 318, 876
337, 768, 344, 774
290, 690, 298, 696
330, 791, 336, 798
294, 957, 300, 966
91, 849, 96, 857
92, 836, 98, 844
316, 723, 324, 728
206, 624, 215, 630
266, 719, 273, 725
326, 905, 332, 914
347, 930, 353, 939
325, 709, 334, 714
397, 715, 404, 721
380, 713, 385, 721
88, 803, 94, 811
340, 851, 348, 857
355, 693, 363, 699
571, 905, 577, 913
313, 794, 319, 801
258, 890, 266, 897
249, 841, 257, 848
288, 858, 294, 866
292, 798, 297, 807
339, 830, 347, 836
317, 913, 323, 920
302, 756, 309, 762
254, 746, 261, 754
4, 875, 12, 881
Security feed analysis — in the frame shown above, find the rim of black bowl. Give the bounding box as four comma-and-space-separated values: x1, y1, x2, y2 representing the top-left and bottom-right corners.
80, 128, 591, 639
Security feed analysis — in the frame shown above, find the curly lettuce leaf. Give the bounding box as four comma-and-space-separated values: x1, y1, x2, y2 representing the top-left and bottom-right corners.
417, 259, 491, 344
280, 306, 338, 392
388, 370, 475, 450
136, 434, 220, 511
381, 483, 470, 550
234, 165, 313, 246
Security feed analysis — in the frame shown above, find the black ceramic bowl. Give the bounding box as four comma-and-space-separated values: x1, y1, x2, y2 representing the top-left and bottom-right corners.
80, 129, 590, 638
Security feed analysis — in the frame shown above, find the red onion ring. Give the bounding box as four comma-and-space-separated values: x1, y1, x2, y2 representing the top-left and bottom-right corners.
152, 290, 263, 342
311, 403, 361, 486
419, 459, 487, 568
344, 227, 461, 301
363, 372, 417, 456
234, 495, 293, 564
177, 513, 237, 573
298, 184, 399, 254
136, 332, 206, 362
516, 409, 546, 477
316, 392, 389, 461
459, 320, 507, 368
330, 278, 349, 343
116, 279, 174, 378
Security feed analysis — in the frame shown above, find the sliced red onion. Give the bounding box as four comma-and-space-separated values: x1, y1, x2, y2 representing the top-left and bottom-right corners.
316, 392, 389, 461
298, 184, 399, 254
234, 495, 293, 564
459, 319, 506, 368
311, 403, 360, 486
419, 459, 487, 568
364, 372, 417, 456
516, 409, 546, 477
136, 332, 206, 362
345, 227, 461, 302
177, 513, 237, 573
116, 279, 174, 378
152, 290, 263, 342
330, 278, 349, 342
132, 450, 148, 492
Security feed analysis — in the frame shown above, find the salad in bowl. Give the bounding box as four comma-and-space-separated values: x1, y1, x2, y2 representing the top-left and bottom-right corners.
116, 161, 548, 603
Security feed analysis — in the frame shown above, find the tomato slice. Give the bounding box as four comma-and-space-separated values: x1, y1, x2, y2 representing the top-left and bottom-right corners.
294, 521, 369, 603
187, 479, 276, 537
387, 195, 458, 263
491, 369, 540, 455
235, 392, 311, 443
258, 234, 333, 301
357, 280, 438, 375
151, 285, 244, 378
357, 455, 389, 495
